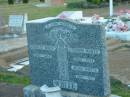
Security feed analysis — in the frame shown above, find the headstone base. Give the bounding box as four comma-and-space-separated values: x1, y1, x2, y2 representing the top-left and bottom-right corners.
23, 85, 44, 97
23, 85, 121, 97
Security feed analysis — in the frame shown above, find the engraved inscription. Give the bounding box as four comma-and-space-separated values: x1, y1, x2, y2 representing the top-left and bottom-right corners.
45, 22, 77, 30
57, 39, 69, 80
75, 75, 95, 81
68, 48, 100, 55
50, 28, 72, 40
73, 57, 95, 63
53, 80, 78, 90
71, 66, 99, 73
50, 28, 72, 46
29, 45, 56, 51
48, 26, 78, 81
33, 53, 52, 58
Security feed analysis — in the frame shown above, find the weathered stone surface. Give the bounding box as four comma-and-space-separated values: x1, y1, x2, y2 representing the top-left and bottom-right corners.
23, 85, 44, 97
26, 18, 110, 97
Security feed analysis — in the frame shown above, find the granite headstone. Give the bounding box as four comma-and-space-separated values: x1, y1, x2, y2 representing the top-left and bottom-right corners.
27, 18, 110, 97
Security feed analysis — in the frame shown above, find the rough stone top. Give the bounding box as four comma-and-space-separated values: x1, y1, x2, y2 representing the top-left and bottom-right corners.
27, 17, 57, 23
57, 11, 83, 19
27, 17, 103, 25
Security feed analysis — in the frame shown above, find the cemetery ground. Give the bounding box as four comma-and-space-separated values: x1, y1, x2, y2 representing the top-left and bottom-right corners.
0, 0, 130, 97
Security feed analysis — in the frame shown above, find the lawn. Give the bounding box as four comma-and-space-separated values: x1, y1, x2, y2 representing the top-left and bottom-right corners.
0, 0, 114, 23
111, 77, 130, 97
0, 0, 84, 23
0, 72, 30, 86
0, 0, 130, 24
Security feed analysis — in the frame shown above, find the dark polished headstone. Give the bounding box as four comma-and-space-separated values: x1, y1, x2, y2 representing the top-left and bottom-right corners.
26, 18, 110, 97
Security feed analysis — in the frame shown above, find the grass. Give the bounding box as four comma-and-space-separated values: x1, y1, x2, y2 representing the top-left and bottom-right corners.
111, 77, 130, 97
0, 0, 130, 24
0, 0, 83, 23
0, 72, 30, 86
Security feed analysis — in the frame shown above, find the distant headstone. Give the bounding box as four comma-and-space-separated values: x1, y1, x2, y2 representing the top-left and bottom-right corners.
9, 15, 23, 27
9, 15, 23, 33
9, 14, 28, 34
0, 16, 3, 27
45, 0, 64, 6
16, 0, 21, 3
23, 13, 28, 33
26, 18, 110, 97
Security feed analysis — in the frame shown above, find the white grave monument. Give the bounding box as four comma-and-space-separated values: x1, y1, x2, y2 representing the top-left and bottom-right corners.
57, 11, 83, 20
109, 0, 113, 16
8, 13, 28, 34
23, 13, 28, 33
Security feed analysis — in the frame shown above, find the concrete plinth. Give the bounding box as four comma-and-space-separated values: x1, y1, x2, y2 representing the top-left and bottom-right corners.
61, 91, 121, 97
23, 85, 45, 97
23, 85, 121, 97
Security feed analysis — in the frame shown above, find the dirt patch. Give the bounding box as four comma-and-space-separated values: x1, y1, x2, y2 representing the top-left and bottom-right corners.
0, 47, 28, 68
109, 49, 130, 84
0, 83, 24, 97
0, 37, 28, 68
106, 39, 130, 84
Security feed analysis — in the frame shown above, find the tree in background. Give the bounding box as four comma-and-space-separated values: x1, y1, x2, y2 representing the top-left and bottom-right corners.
8, 0, 14, 4
22, 0, 29, 3
86, 0, 106, 5
40, 0, 45, 2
